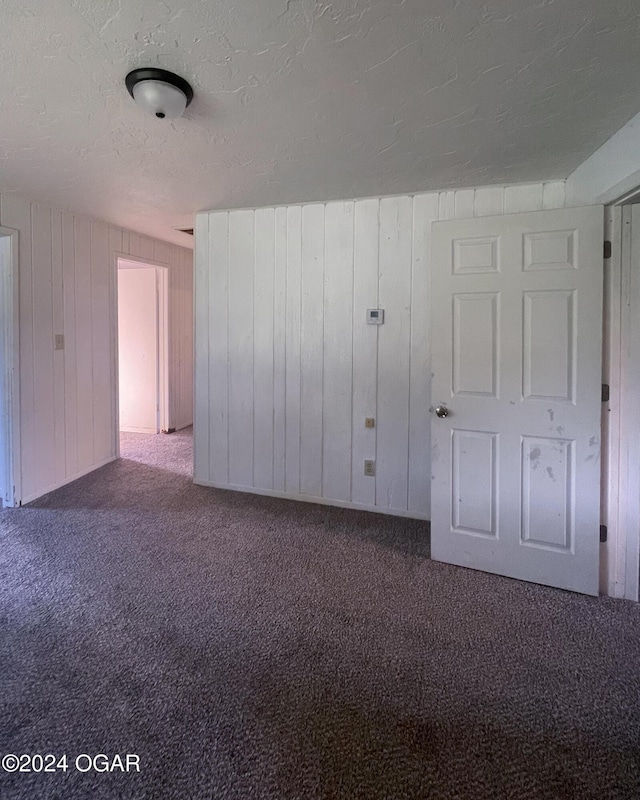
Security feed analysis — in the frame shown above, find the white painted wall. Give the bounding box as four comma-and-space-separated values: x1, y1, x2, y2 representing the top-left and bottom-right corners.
566, 109, 640, 206
0, 336, 5, 503
118, 268, 160, 434
194, 181, 566, 519
0, 193, 193, 504
0, 234, 11, 505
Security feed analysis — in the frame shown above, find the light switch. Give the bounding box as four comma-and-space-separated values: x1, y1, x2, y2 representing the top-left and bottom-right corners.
54, 334, 64, 351
365, 417, 375, 428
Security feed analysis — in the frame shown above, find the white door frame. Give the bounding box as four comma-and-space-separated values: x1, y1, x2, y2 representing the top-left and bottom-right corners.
0, 227, 21, 507
114, 255, 170, 456
603, 203, 640, 601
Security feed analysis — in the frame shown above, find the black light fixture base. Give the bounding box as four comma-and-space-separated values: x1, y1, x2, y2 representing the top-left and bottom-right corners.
125, 68, 194, 108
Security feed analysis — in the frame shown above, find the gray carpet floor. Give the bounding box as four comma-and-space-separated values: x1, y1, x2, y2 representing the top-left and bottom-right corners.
1, 427, 639, 800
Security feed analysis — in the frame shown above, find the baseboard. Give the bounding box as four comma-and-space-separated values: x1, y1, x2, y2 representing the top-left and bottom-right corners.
20, 456, 118, 506
192, 478, 430, 522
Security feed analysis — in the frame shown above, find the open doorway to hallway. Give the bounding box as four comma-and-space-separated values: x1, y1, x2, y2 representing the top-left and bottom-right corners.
117, 258, 169, 436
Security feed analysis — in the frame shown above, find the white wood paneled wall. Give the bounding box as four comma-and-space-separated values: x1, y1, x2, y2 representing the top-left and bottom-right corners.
195, 181, 565, 519
0, 193, 193, 504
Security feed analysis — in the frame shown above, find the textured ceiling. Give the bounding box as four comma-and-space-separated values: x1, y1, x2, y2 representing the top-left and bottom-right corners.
1, 0, 640, 246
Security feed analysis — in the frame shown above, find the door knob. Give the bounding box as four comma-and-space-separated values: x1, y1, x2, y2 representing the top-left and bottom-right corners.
435, 405, 449, 418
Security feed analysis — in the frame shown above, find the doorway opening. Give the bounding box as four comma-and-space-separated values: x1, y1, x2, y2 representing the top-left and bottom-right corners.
116, 258, 169, 437
0, 227, 19, 507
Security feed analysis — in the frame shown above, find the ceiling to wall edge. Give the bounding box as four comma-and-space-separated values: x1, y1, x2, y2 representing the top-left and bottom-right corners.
191, 179, 568, 218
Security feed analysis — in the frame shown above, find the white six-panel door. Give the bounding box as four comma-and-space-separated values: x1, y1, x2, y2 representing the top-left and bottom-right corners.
430, 206, 603, 595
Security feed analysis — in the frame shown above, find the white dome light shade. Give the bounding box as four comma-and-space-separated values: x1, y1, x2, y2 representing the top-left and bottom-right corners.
125, 68, 194, 120
132, 80, 187, 119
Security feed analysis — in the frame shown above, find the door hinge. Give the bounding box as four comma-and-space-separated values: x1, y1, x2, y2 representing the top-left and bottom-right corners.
602, 384, 610, 402
604, 240, 612, 259
600, 525, 607, 543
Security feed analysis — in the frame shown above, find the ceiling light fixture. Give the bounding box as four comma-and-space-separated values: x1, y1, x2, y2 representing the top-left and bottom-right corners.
125, 68, 193, 119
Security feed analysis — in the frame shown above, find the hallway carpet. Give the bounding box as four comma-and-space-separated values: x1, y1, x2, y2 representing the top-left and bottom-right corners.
1, 428, 639, 799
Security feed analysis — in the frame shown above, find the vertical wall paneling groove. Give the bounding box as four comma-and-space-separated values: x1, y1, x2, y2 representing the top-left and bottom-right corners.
409, 192, 439, 516
194, 182, 566, 518
22, 200, 36, 499
273, 208, 287, 492
128, 233, 141, 258
108, 226, 122, 452
73, 215, 94, 474
32, 204, 56, 492
193, 212, 210, 482
254, 208, 275, 490
285, 206, 302, 494
543, 181, 567, 211
323, 201, 354, 503
90, 221, 112, 462
154, 240, 170, 265
504, 183, 544, 213
51, 211, 66, 480
439, 191, 456, 221
474, 186, 504, 217
351, 198, 379, 507
61, 212, 78, 477
454, 189, 475, 220
141, 237, 154, 261
377, 195, 412, 511
300, 204, 325, 497
228, 210, 255, 486
208, 212, 230, 485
